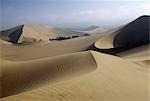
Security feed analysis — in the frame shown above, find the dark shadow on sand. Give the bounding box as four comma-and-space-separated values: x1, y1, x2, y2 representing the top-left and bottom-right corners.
89, 15, 150, 55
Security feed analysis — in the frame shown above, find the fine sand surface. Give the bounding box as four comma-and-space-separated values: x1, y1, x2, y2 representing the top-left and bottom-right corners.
1, 36, 150, 100
1, 35, 100, 61
0, 15, 150, 101
118, 44, 150, 71
1, 51, 97, 97
1, 51, 149, 101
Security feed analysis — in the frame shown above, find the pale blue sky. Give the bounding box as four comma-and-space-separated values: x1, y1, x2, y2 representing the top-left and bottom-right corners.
1, 0, 150, 30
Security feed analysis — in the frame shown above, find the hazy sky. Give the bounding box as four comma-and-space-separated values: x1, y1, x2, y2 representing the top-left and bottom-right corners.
1, 0, 150, 30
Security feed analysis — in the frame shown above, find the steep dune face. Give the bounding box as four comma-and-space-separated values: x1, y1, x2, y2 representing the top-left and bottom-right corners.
93, 16, 150, 54
17, 25, 51, 43
92, 26, 124, 54
0, 25, 24, 43
0, 25, 50, 44
114, 15, 150, 49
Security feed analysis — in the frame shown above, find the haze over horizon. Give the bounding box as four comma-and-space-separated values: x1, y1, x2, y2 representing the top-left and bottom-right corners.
1, 0, 150, 30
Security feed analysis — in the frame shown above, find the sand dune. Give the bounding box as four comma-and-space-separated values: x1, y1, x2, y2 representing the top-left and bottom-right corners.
1, 35, 101, 61
1, 51, 149, 101
1, 51, 97, 97
93, 15, 150, 54
0, 25, 88, 44
0, 15, 150, 101
114, 16, 149, 48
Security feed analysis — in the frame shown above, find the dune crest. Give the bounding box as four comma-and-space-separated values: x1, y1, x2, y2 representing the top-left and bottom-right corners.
93, 15, 150, 54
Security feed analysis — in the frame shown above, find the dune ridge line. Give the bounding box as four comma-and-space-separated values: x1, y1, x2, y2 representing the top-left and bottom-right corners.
1, 51, 97, 97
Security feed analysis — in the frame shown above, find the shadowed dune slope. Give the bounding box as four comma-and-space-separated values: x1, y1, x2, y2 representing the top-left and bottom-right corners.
0, 25, 52, 44
114, 15, 150, 48
93, 15, 150, 54
92, 26, 124, 54
2, 51, 149, 101
0, 25, 24, 43
1, 51, 97, 97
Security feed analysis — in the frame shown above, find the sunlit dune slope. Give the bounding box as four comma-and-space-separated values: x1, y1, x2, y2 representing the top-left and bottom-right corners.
2, 51, 149, 101
1, 51, 97, 97
118, 44, 150, 71
1, 35, 100, 61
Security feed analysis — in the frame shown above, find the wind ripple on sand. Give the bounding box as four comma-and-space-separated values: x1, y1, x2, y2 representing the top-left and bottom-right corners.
2, 51, 149, 101
1, 51, 97, 97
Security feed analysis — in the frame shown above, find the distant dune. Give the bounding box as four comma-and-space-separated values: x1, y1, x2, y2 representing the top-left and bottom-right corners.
0, 15, 150, 101
79, 25, 107, 35
0, 25, 88, 44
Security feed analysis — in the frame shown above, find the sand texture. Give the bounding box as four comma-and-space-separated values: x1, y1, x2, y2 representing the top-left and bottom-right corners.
0, 15, 150, 101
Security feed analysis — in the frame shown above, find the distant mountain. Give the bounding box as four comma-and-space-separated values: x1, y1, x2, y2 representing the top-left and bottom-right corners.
82, 25, 99, 31
0, 25, 88, 44
79, 25, 107, 35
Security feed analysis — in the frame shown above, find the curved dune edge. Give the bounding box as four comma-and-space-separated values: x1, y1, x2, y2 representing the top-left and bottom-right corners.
1, 51, 97, 98
92, 16, 150, 55
94, 29, 118, 49
91, 26, 126, 54
1, 35, 101, 61
2, 51, 149, 101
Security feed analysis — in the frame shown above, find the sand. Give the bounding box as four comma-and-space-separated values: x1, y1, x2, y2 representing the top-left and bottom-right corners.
94, 16, 150, 54
0, 25, 87, 44
1, 51, 97, 97
118, 44, 150, 71
1, 35, 100, 61
0, 15, 150, 101
1, 51, 149, 101
1, 37, 150, 100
